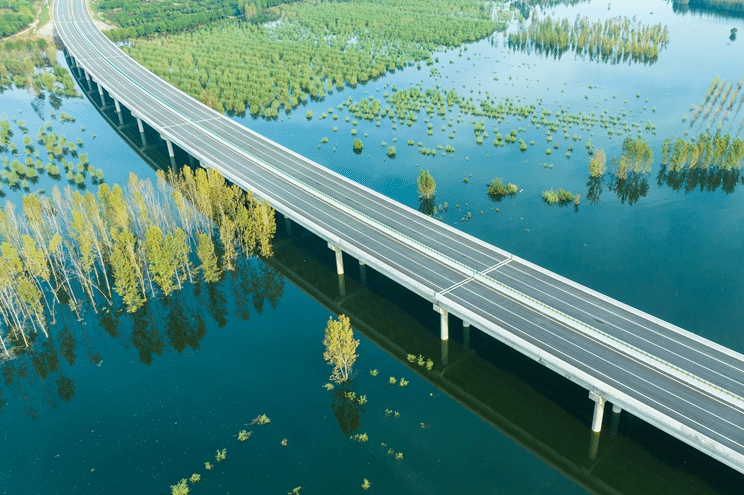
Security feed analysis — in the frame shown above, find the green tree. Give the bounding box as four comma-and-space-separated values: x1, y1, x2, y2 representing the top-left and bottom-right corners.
323, 314, 359, 384
417, 169, 436, 199
589, 149, 607, 177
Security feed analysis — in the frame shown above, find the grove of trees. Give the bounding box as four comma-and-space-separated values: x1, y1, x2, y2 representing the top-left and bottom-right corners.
508, 12, 670, 64
121, 0, 505, 116
0, 166, 276, 357
0, 0, 35, 38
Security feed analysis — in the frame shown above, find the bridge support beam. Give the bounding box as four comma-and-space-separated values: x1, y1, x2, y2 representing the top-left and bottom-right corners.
136, 117, 147, 147
114, 99, 123, 125
463, 321, 471, 350
284, 217, 292, 237
97, 83, 105, 106
328, 243, 344, 275
434, 305, 449, 365
84, 69, 92, 91
165, 139, 175, 158
589, 391, 606, 433
359, 261, 367, 285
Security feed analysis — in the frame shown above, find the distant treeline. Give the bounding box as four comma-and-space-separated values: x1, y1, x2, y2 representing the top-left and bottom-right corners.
101, 0, 301, 40
508, 13, 670, 64
0, 0, 35, 38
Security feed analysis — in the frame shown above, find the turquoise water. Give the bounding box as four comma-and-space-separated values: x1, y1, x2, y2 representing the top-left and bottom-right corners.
1, 0, 744, 492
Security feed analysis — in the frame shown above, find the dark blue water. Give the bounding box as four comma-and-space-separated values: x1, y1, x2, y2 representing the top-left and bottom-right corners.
1, 0, 744, 493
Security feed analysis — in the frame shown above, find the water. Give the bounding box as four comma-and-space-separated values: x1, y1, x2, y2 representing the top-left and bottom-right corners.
1, 0, 744, 492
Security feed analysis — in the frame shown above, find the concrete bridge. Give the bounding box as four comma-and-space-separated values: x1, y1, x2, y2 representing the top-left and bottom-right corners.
54, 0, 744, 474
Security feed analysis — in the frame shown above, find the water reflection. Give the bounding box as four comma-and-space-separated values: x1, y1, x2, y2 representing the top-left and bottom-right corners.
657, 164, 743, 194
671, 0, 744, 20
330, 385, 364, 436
418, 195, 436, 216
585, 176, 603, 204
0, 256, 285, 414
608, 172, 650, 205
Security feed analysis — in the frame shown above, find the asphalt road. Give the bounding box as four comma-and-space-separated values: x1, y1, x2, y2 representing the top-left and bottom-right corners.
55, 0, 744, 473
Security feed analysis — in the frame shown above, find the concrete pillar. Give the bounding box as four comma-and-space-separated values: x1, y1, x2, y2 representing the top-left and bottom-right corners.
84, 69, 92, 91
285, 217, 292, 237
589, 391, 606, 433
97, 84, 105, 106
188, 154, 195, 167
434, 305, 449, 365
114, 99, 123, 125
463, 321, 471, 350
136, 117, 147, 147
440, 309, 449, 340
165, 139, 175, 158
328, 243, 344, 275
359, 261, 367, 285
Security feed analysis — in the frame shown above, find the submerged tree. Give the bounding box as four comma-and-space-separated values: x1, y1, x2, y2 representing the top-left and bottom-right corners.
417, 169, 437, 199
323, 314, 359, 384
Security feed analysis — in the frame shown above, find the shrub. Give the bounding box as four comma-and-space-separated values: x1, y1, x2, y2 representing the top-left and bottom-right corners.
487, 178, 518, 197
352, 138, 363, 153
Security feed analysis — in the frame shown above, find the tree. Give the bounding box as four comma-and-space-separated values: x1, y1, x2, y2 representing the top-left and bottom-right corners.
352, 138, 363, 153
323, 314, 359, 384
417, 169, 436, 199
589, 149, 606, 177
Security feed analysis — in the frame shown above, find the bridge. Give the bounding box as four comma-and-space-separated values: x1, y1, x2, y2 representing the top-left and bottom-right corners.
54, 0, 744, 474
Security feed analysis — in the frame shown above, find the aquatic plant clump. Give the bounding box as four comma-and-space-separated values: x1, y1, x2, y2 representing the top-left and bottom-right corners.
322, 314, 359, 383
417, 170, 437, 199
487, 178, 518, 197
542, 188, 577, 205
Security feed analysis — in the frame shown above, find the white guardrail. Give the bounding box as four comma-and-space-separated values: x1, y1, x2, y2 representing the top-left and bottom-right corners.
65, 0, 744, 409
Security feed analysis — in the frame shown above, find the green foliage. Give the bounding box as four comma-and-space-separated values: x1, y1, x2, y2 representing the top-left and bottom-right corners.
251, 414, 271, 425
123, 0, 504, 116
542, 188, 576, 205
615, 136, 653, 178
0, 0, 35, 37
352, 138, 363, 152
100, 0, 243, 40
417, 169, 436, 199
487, 177, 518, 197
323, 314, 359, 383
0, 42, 78, 96
238, 430, 252, 441
589, 149, 607, 177
386, 146, 396, 157
170, 479, 190, 495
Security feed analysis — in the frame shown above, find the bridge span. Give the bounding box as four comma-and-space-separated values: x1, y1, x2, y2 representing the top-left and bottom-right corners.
54, 0, 744, 474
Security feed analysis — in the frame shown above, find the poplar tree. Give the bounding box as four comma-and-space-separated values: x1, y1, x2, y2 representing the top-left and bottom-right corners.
323, 314, 359, 384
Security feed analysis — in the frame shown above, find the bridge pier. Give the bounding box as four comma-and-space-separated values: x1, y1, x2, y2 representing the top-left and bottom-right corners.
285, 217, 292, 237
463, 320, 471, 350
114, 99, 124, 125
136, 117, 147, 147
328, 243, 344, 275
435, 305, 449, 365
97, 83, 105, 106
84, 69, 92, 91
589, 391, 606, 432
359, 261, 367, 285
589, 431, 601, 461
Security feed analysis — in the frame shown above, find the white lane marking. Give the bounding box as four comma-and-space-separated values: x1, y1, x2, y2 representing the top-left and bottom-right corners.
500, 263, 744, 382
482, 258, 511, 275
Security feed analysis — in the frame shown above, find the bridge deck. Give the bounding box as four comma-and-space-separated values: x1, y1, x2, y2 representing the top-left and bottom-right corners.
55, 0, 744, 474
